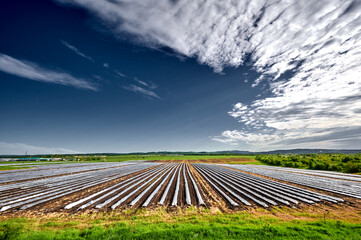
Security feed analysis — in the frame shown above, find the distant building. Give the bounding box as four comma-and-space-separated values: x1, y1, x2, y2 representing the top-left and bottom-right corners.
0, 158, 13, 162
15, 157, 63, 161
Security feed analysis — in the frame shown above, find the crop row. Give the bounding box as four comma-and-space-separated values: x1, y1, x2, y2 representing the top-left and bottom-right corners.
0, 162, 353, 213
192, 164, 342, 207
249, 165, 361, 182
64, 163, 204, 210
220, 164, 361, 199
0, 163, 205, 212
0, 162, 141, 184
0, 162, 160, 212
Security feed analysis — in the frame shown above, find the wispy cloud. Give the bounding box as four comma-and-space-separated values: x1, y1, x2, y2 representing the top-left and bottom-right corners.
133, 77, 157, 89
115, 70, 126, 78
133, 77, 148, 87
55, 0, 361, 148
123, 84, 160, 99
117, 75, 160, 99
0, 141, 79, 155
0, 53, 98, 91
60, 40, 94, 62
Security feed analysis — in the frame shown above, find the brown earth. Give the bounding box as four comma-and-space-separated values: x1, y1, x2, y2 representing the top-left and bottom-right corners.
1, 202, 360, 225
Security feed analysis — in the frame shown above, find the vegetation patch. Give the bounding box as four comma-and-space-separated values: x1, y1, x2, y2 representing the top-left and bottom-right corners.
1, 210, 361, 240
0, 166, 33, 171
256, 154, 361, 173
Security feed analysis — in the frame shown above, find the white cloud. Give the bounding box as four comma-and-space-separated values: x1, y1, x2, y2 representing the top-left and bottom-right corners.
55, 0, 361, 149
222, 59, 361, 147
132, 77, 157, 89
60, 40, 94, 62
133, 77, 148, 87
114, 72, 159, 98
123, 84, 160, 99
115, 70, 126, 78
0, 141, 79, 155
211, 137, 237, 144
0, 53, 98, 91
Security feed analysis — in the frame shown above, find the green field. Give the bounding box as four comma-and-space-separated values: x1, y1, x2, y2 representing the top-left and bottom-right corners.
104, 154, 256, 162
1, 208, 361, 240
0, 165, 33, 171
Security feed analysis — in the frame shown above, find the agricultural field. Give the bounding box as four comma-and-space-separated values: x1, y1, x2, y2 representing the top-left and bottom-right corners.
0, 158, 361, 239
1, 154, 258, 164
99, 154, 257, 163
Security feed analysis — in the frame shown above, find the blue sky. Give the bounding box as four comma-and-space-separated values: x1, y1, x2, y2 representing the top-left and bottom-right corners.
1, 0, 361, 154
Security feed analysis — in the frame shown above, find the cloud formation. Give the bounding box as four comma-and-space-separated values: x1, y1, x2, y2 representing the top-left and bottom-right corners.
123, 84, 160, 99
0, 141, 78, 155
0, 53, 98, 91
133, 77, 148, 87
60, 40, 94, 62
56, 0, 361, 148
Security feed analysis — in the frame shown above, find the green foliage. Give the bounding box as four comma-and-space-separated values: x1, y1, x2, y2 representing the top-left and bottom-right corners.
256, 153, 361, 173
1, 218, 361, 240
0, 166, 32, 171
0, 220, 24, 240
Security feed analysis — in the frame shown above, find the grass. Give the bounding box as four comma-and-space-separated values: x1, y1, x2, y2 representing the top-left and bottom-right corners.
1, 209, 361, 240
227, 160, 264, 165
0, 165, 33, 171
3, 221, 361, 240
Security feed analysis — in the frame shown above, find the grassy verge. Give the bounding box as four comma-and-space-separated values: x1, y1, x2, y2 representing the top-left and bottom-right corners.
0, 165, 33, 171
227, 160, 264, 165
2, 220, 361, 240
1, 208, 360, 240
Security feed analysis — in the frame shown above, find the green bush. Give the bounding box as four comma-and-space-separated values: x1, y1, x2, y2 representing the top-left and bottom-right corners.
256, 153, 361, 173
344, 162, 361, 173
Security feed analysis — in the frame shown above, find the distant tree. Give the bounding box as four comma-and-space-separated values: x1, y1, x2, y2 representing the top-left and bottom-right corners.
342, 156, 353, 163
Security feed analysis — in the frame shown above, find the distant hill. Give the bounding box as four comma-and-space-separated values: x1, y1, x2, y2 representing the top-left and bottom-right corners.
215, 149, 361, 155
1, 148, 361, 158
114, 149, 361, 155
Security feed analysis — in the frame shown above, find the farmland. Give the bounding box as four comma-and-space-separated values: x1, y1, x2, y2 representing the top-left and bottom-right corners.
105, 154, 257, 162
0, 158, 361, 239
2, 161, 358, 213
